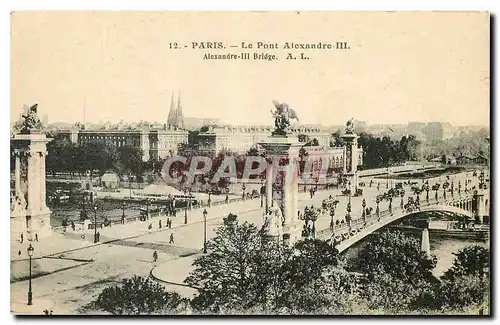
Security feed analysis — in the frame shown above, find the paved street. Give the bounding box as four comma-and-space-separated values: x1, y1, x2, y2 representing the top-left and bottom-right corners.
10, 168, 486, 314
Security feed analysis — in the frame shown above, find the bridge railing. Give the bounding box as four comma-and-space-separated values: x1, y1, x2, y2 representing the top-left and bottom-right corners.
316, 193, 474, 240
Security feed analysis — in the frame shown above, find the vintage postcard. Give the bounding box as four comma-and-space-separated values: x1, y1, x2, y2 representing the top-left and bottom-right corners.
10, 11, 490, 315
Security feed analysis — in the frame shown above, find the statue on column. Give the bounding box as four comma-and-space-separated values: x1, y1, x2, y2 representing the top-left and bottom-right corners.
270, 100, 299, 136
345, 118, 355, 134
15, 104, 43, 134
262, 200, 285, 236
11, 192, 27, 216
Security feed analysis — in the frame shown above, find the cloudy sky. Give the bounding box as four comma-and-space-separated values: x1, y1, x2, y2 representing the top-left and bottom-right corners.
11, 11, 490, 126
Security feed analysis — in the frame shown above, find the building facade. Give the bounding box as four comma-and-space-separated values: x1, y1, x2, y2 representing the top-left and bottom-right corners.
56, 127, 188, 162
196, 125, 332, 155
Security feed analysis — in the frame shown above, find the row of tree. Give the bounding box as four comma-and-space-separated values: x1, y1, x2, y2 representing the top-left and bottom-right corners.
44, 137, 149, 182
331, 131, 423, 169
90, 220, 489, 315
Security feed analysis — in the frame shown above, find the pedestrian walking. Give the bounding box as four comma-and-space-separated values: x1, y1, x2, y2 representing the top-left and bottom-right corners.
168, 218, 172, 228
169, 232, 175, 244
20, 233, 23, 243
153, 250, 158, 262
159, 220, 162, 229
35, 233, 38, 242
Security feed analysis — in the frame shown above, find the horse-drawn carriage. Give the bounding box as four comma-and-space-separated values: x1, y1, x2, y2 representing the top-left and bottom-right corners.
322, 197, 340, 209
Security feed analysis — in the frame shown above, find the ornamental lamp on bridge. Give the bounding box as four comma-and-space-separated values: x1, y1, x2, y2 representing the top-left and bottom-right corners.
362, 199, 366, 221
329, 207, 335, 230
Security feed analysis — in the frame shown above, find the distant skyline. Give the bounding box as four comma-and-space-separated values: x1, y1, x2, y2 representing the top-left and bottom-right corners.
11, 12, 490, 127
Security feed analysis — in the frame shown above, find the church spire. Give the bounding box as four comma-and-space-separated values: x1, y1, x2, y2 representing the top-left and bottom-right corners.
177, 90, 182, 113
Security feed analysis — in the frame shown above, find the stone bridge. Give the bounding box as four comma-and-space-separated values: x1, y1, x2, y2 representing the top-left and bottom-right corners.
317, 193, 479, 254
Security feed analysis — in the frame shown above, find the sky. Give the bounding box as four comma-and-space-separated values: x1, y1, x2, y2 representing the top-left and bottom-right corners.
11, 11, 490, 127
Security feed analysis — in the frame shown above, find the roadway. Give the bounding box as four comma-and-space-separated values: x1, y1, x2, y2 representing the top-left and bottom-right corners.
10, 168, 486, 314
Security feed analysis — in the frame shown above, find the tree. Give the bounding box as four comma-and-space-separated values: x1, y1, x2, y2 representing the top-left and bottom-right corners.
442, 245, 489, 280
352, 230, 439, 311
185, 220, 264, 312
438, 245, 489, 309
185, 219, 343, 314
117, 145, 145, 180
91, 276, 186, 315
46, 137, 77, 176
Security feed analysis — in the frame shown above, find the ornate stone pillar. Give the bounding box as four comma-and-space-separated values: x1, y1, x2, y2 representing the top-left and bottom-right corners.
265, 158, 273, 209
40, 151, 47, 211
26, 151, 37, 213
14, 152, 21, 194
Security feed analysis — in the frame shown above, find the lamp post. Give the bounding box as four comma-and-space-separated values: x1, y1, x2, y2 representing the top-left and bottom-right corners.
376, 197, 380, 219
260, 179, 264, 208
121, 201, 126, 224
146, 198, 150, 219
389, 196, 393, 213
400, 192, 404, 209
208, 190, 211, 207
346, 195, 352, 228
362, 199, 366, 223
184, 203, 188, 224
386, 167, 389, 189
93, 205, 98, 243
426, 185, 430, 203
27, 244, 34, 306
203, 209, 208, 253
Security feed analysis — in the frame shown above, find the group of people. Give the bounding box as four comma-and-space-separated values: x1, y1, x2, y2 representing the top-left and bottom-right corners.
157, 218, 173, 229
19, 232, 38, 243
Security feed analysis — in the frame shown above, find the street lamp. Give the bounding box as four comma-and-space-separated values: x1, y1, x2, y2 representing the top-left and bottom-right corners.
386, 168, 389, 189
376, 197, 380, 219
184, 202, 188, 224
93, 205, 98, 243
145, 198, 151, 219
203, 209, 208, 253
121, 201, 126, 224
346, 198, 352, 228
362, 199, 366, 223
260, 179, 264, 208
27, 244, 34, 306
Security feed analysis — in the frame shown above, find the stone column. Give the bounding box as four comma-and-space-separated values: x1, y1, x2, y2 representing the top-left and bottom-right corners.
265, 158, 273, 209
39, 152, 47, 211
291, 159, 300, 242
26, 151, 37, 213
421, 228, 431, 259
14, 153, 21, 194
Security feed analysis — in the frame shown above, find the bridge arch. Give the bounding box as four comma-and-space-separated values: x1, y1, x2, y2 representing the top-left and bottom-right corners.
320, 203, 473, 254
